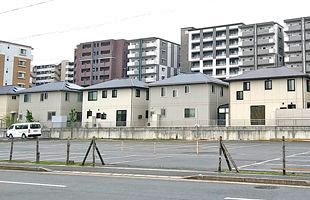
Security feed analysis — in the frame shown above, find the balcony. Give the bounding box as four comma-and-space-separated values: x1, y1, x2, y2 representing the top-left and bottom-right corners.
191, 45, 201, 52
127, 70, 138, 75
145, 77, 156, 83
239, 60, 254, 66
239, 50, 254, 56
216, 54, 226, 59
128, 44, 139, 50
142, 60, 156, 65
257, 38, 274, 45
258, 58, 275, 65
240, 30, 254, 37
285, 55, 302, 63
285, 24, 302, 32
216, 35, 226, 40
142, 42, 157, 48
216, 45, 226, 50
306, 43, 310, 51
203, 46, 213, 51
286, 35, 302, 42
203, 55, 213, 60
306, 34, 310, 40
127, 61, 139, 66
285, 45, 302, 52
191, 36, 201, 42
306, 23, 310, 30
257, 28, 274, 35
142, 51, 157, 57
128, 52, 139, 58
257, 48, 275, 55
306, 55, 310, 61
240, 40, 254, 46
144, 68, 156, 74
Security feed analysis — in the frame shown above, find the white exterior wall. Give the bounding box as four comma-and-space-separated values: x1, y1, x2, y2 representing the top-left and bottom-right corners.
0, 95, 19, 119
229, 77, 310, 126
19, 91, 82, 127
0, 42, 32, 85
149, 84, 229, 127
82, 88, 148, 127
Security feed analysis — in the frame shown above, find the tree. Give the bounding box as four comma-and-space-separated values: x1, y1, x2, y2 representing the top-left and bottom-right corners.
25, 110, 34, 122
68, 109, 77, 127
2, 115, 17, 128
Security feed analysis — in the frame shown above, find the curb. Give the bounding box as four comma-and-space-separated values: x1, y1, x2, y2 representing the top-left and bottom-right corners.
0, 165, 51, 172
185, 175, 310, 187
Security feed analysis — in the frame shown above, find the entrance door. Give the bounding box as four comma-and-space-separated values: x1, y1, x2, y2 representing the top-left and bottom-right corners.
250, 105, 265, 125
116, 110, 127, 126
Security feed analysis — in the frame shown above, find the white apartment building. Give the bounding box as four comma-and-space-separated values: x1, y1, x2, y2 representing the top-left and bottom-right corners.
180, 23, 244, 79
32, 64, 60, 86
0, 41, 33, 88
127, 37, 180, 83
284, 16, 310, 73
60, 60, 74, 83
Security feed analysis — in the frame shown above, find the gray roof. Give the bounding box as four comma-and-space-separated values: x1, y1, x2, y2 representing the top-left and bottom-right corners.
83, 79, 148, 90
226, 67, 309, 82
18, 82, 83, 94
148, 73, 228, 87
0, 85, 24, 95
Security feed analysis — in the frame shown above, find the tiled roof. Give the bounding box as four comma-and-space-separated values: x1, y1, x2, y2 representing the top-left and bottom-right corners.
149, 73, 228, 87
83, 79, 148, 90
18, 82, 83, 94
226, 67, 309, 82
0, 85, 24, 95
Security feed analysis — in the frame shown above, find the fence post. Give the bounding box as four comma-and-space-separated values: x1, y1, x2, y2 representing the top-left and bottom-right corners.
92, 137, 96, 167
153, 142, 156, 154
218, 136, 222, 172
9, 138, 14, 161
36, 136, 40, 163
282, 136, 286, 175
66, 137, 70, 165
196, 140, 199, 155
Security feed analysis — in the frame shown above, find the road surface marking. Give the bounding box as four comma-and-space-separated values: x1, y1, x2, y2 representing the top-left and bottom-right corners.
110, 155, 173, 164
224, 198, 264, 200
0, 180, 66, 188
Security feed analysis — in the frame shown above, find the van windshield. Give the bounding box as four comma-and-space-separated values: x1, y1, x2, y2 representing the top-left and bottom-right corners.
30, 124, 41, 129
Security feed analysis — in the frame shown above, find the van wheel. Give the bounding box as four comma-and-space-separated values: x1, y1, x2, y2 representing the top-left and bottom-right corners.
21, 134, 27, 139
8, 134, 13, 139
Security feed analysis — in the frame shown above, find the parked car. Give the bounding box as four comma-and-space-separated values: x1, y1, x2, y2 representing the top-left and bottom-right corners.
6, 122, 42, 139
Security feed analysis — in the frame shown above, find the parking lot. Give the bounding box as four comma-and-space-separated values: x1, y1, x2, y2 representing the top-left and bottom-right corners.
0, 139, 310, 173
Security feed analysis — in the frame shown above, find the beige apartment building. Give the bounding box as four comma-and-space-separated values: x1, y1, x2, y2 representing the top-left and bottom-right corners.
148, 73, 229, 127
227, 67, 310, 126
18, 82, 83, 127
0, 86, 24, 126
82, 79, 149, 127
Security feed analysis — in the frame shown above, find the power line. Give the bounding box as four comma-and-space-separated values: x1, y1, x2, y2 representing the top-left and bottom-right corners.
0, 0, 55, 15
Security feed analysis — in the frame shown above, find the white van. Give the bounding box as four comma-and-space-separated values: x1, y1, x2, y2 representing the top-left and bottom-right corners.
6, 122, 42, 139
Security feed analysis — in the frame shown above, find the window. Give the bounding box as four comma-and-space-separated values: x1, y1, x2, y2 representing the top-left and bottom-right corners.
96, 113, 101, 119
243, 82, 250, 91
20, 49, 27, 55
102, 90, 107, 98
138, 115, 143, 119
87, 110, 92, 119
184, 108, 195, 118
220, 87, 224, 97
24, 94, 31, 102
112, 89, 117, 98
146, 89, 149, 100
160, 87, 166, 97
185, 85, 190, 93
287, 79, 295, 91
18, 72, 25, 79
135, 89, 140, 97
236, 91, 243, 100
47, 111, 56, 121
307, 80, 310, 92
65, 92, 70, 101
172, 90, 178, 97
288, 104, 296, 109
160, 108, 166, 116
265, 80, 272, 90
145, 110, 149, 119
101, 113, 107, 120
211, 85, 215, 93
77, 93, 83, 102
18, 60, 26, 67
12, 96, 17, 100
88, 91, 97, 101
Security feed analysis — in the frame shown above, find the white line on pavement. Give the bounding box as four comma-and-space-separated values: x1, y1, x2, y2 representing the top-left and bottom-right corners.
224, 197, 264, 200
0, 180, 66, 188
110, 155, 173, 164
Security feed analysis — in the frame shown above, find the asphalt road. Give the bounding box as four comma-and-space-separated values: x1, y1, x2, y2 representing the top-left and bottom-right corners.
1, 170, 310, 200
1, 139, 310, 173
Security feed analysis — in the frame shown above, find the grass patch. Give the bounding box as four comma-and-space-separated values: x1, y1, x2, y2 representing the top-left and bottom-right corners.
224, 169, 310, 177
0, 160, 96, 166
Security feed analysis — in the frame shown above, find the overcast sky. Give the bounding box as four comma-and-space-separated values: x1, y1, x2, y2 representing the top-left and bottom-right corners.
0, 0, 309, 65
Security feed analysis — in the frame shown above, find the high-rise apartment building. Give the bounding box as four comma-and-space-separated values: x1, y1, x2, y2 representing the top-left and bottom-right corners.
180, 24, 244, 79
0, 41, 33, 88
60, 60, 74, 83
284, 16, 310, 73
74, 39, 128, 87
239, 22, 284, 71
32, 64, 60, 86
126, 37, 180, 83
